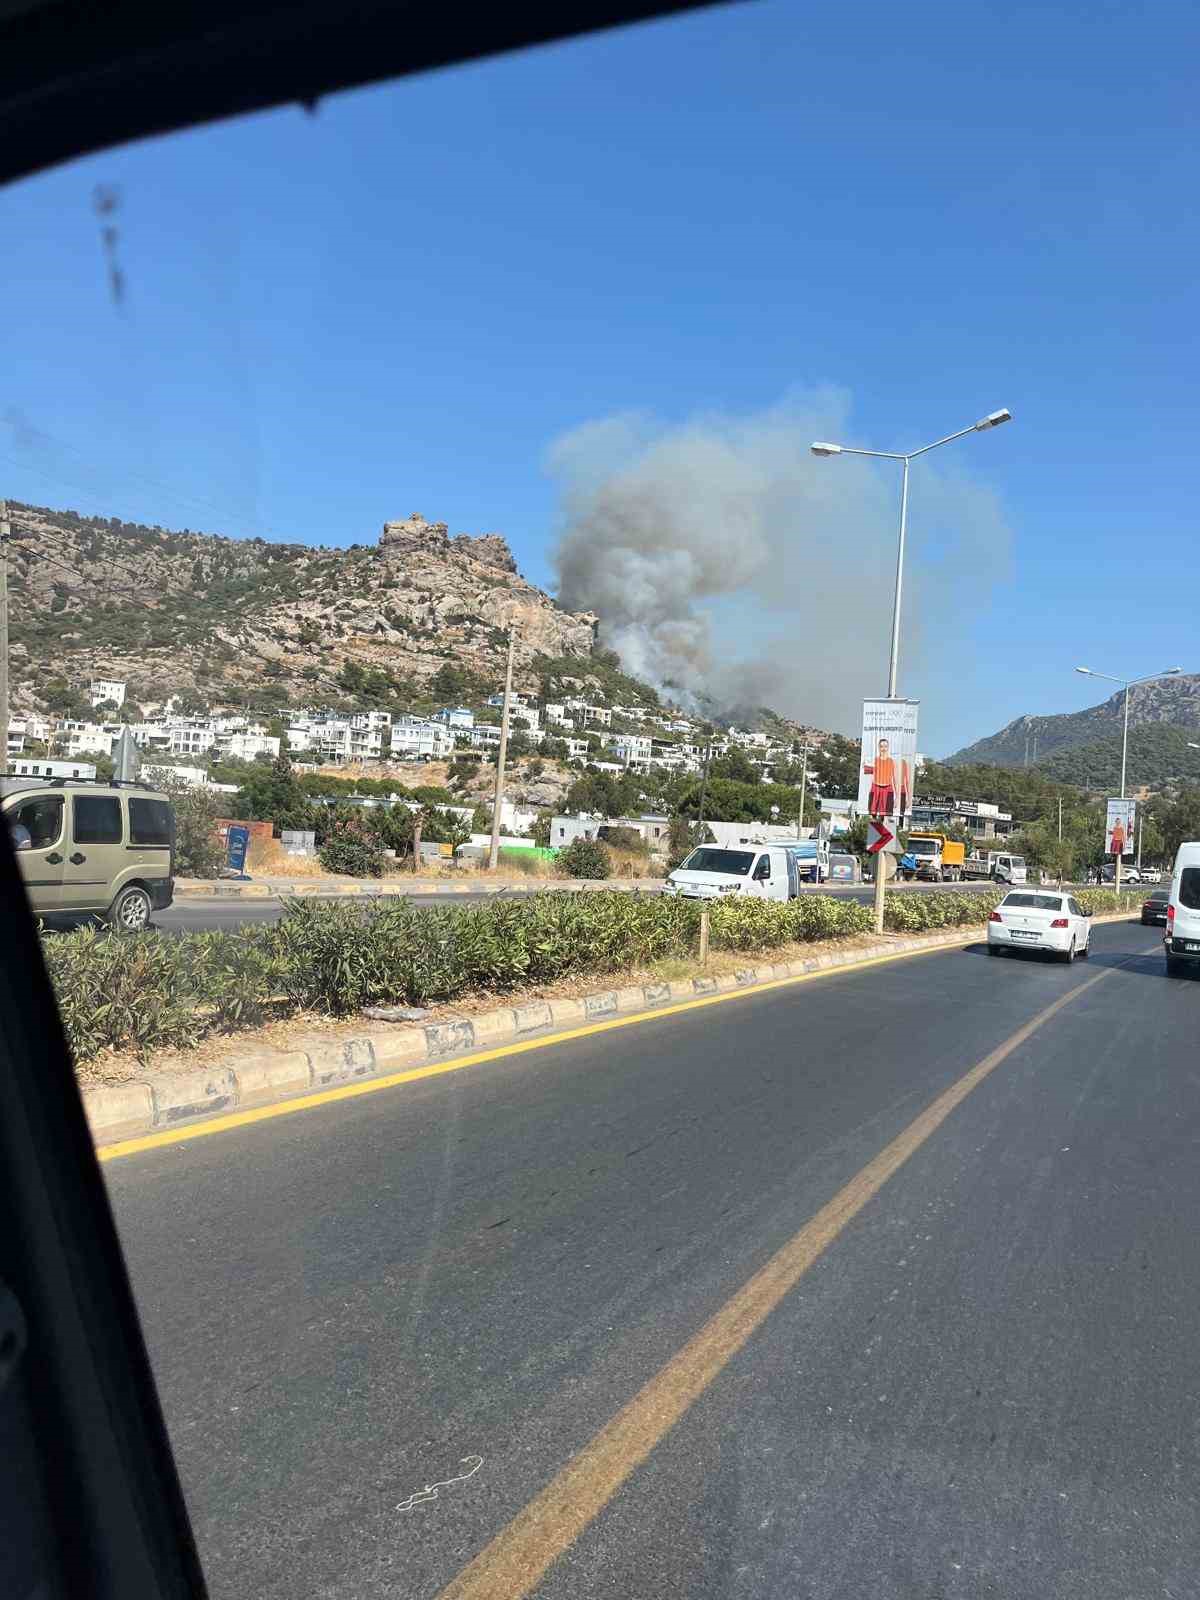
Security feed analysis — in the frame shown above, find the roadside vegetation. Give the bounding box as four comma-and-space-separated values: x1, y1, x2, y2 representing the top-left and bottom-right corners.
43, 888, 1141, 1065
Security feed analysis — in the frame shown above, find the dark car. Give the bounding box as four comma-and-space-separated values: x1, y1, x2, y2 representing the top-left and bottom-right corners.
1141, 887, 1170, 925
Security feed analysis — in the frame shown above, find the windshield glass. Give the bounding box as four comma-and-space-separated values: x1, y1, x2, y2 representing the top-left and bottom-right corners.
679, 848, 755, 876
8, 7, 1195, 1600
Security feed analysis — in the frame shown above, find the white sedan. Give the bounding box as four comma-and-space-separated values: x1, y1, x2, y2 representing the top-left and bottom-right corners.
987, 890, 1093, 962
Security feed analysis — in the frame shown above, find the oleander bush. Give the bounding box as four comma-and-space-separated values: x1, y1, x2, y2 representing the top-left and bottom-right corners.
43, 888, 1143, 1063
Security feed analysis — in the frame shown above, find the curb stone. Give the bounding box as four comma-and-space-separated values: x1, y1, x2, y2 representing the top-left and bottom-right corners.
83, 911, 1138, 1146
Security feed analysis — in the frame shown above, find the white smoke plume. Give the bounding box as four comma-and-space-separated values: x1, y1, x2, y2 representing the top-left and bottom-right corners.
549, 390, 1011, 731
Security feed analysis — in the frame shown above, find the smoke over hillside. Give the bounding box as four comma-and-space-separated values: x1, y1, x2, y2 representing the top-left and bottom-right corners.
549, 391, 1011, 731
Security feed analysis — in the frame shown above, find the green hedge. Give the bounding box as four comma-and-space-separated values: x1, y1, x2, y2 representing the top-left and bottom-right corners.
43, 887, 1143, 1064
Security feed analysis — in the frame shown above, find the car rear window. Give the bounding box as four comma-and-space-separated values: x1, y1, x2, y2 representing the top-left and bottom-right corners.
72, 795, 123, 845
1179, 868, 1200, 911
128, 797, 173, 848
1002, 893, 1063, 911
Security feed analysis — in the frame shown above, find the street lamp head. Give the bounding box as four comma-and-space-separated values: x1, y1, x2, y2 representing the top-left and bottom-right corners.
1164, 667, 1183, 675
974, 408, 1013, 431
1075, 666, 1093, 676
810, 442, 842, 457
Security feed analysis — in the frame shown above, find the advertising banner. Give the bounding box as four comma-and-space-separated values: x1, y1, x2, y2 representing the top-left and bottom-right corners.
858, 699, 920, 826
1105, 798, 1136, 857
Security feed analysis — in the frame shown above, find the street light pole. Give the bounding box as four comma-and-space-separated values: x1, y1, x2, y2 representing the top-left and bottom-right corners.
1074, 664, 1182, 895
813, 409, 1012, 933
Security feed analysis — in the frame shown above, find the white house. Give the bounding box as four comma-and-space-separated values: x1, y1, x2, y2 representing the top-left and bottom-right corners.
167, 721, 217, 757
611, 733, 652, 765
8, 757, 97, 781
89, 678, 127, 709
391, 717, 453, 761
223, 732, 281, 762
65, 723, 116, 758
434, 706, 475, 730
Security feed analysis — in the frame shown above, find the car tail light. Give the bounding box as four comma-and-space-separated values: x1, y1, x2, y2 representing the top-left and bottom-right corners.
1050, 917, 1069, 928
988, 911, 1002, 922
1168, 903, 1175, 924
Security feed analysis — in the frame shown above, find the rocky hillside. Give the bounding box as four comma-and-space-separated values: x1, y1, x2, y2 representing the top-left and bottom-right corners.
949, 675, 1200, 769
6, 503, 598, 712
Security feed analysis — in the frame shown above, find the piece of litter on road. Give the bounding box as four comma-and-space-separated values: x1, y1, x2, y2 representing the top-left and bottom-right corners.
364, 1005, 430, 1022
396, 1454, 483, 1513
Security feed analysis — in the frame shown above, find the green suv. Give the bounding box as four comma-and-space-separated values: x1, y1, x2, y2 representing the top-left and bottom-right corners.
3, 777, 175, 931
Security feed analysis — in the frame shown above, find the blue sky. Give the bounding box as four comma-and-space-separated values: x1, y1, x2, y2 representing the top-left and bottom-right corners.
3, 0, 1197, 753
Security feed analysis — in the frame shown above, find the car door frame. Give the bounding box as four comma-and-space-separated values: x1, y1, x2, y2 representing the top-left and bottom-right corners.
7, 791, 69, 912
61, 792, 127, 915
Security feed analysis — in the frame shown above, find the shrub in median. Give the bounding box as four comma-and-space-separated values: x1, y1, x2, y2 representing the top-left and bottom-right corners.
42, 887, 1145, 1065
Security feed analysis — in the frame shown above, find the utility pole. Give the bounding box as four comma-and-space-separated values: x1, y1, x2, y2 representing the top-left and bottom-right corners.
796, 741, 810, 838
1057, 794, 1062, 842
487, 628, 516, 870
0, 498, 9, 775
696, 732, 713, 833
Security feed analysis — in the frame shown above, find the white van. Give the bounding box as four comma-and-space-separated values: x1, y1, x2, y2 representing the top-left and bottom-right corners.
1164, 840, 1200, 976
665, 843, 799, 902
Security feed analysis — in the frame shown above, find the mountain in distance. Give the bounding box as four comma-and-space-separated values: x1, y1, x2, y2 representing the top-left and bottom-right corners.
7, 502, 602, 712
949, 675, 1200, 772
6, 501, 828, 745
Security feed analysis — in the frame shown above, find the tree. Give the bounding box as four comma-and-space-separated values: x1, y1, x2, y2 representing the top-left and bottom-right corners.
234, 752, 317, 832
154, 776, 223, 878
666, 817, 714, 871
532, 811, 552, 847
710, 746, 759, 784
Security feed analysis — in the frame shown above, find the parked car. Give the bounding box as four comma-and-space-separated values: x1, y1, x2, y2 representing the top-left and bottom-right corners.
1140, 867, 1162, 883
1165, 841, 1200, 977
987, 889, 1092, 963
2, 776, 175, 930
1141, 887, 1170, 926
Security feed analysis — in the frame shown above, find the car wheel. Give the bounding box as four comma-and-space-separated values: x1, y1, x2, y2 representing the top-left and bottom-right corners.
108, 885, 152, 934
1079, 936, 1090, 958
987, 943, 1002, 957
1061, 938, 1076, 965
1166, 955, 1186, 978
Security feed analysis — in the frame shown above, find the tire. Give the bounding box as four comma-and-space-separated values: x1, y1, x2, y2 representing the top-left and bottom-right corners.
1167, 955, 1186, 978
1079, 937, 1090, 958
1060, 938, 1076, 965
108, 884, 152, 934
988, 943, 1002, 957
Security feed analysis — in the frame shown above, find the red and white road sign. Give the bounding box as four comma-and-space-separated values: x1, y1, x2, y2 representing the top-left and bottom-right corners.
866, 817, 895, 855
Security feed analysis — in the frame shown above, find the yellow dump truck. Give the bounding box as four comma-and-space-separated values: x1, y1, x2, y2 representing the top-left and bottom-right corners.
902, 832, 966, 882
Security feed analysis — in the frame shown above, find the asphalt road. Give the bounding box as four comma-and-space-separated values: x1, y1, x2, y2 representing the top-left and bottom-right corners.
153, 878, 997, 934
101, 916, 1198, 1600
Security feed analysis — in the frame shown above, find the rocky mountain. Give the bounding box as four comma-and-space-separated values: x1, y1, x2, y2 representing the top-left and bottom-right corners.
948, 675, 1200, 770
7, 502, 599, 713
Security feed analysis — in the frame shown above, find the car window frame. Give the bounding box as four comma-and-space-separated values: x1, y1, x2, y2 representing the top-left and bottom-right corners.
10, 794, 66, 852
71, 794, 125, 847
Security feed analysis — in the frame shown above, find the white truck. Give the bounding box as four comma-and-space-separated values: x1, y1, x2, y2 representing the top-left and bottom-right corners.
962, 849, 1027, 885
665, 843, 802, 901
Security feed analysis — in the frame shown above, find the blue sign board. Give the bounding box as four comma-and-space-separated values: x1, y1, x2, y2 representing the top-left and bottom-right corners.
226, 824, 250, 875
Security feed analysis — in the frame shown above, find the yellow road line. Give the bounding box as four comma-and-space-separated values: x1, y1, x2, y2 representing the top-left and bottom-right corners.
435, 965, 1113, 1600
97, 937, 972, 1162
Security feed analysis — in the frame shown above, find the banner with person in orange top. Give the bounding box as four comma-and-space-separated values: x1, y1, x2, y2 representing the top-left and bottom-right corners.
858, 699, 920, 827
1105, 797, 1136, 856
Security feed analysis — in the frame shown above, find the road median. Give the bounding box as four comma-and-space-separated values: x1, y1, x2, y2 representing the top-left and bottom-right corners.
174, 875, 664, 900
85, 906, 1139, 1152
